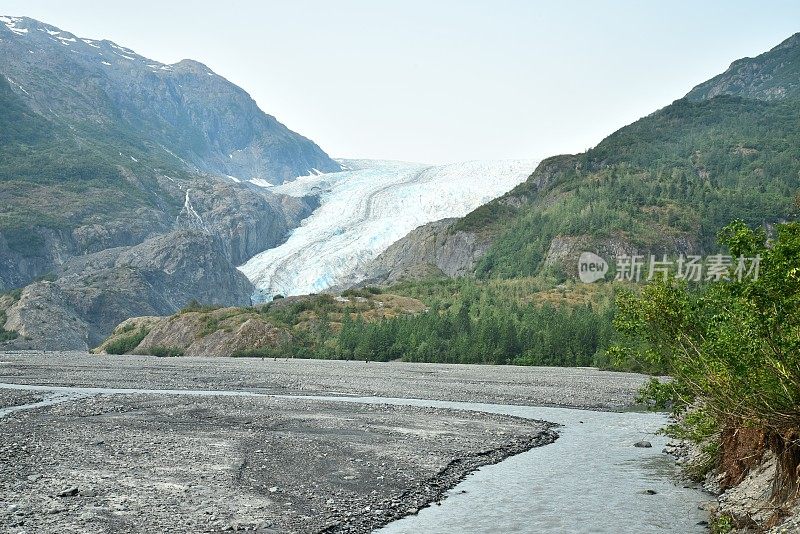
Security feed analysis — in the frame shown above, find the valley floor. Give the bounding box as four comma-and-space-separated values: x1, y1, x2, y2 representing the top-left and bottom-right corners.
0, 353, 647, 533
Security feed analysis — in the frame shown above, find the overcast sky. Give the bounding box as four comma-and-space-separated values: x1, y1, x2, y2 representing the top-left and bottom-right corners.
4, 1, 800, 163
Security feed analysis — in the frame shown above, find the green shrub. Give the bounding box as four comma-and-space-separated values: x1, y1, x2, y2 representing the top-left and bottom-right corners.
711, 514, 734, 534
614, 220, 800, 491
0, 310, 18, 342
635, 377, 680, 411
614, 220, 800, 431
662, 407, 720, 479
148, 346, 184, 358
117, 323, 136, 334
105, 326, 149, 354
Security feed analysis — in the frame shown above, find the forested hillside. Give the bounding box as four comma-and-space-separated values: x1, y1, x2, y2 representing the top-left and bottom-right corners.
462, 95, 799, 279
349, 33, 800, 292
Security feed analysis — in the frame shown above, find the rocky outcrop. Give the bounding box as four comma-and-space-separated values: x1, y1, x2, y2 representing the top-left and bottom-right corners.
0, 170, 315, 292
715, 452, 779, 529
686, 32, 800, 101
2, 231, 254, 350
4, 282, 90, 350
543, 234, 699, 273
666, 406, 800, 533
173, 180, 318, 266
132, 310, 290, 358
340, 218, 494, 287
0, 211, 172, 292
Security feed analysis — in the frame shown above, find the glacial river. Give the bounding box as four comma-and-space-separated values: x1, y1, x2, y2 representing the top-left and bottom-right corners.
289, 396, 709, 533
0, 384, 708, 533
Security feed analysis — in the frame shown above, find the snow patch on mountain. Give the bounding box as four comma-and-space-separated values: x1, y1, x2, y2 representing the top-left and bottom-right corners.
239, 159, 536, 300
1, 16, 28, 35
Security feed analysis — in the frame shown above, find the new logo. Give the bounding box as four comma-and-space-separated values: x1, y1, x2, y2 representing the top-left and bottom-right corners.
578, 252, 608, 283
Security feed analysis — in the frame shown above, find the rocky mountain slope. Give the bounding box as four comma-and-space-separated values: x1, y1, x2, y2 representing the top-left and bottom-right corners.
338, 218, 493, 287
686, 33, 800, 101
356, 32, 800, 285
0, 16, 340, 184
4, 231, 254, 349
0, 15, 337, 288
0, 15, 333, 349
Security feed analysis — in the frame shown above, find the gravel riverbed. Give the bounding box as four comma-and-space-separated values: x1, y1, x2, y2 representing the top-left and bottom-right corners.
0, 351, 645, 409
0, 352, 649, 533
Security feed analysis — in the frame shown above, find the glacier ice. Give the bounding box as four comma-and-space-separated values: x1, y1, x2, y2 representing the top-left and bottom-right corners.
238, 159, 537, 300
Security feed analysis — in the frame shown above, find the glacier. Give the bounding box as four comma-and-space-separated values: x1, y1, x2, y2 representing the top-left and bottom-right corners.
238, 159, 537, 300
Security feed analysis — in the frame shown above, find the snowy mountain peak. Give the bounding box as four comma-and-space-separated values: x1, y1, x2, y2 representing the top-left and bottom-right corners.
0, 15, 341, 183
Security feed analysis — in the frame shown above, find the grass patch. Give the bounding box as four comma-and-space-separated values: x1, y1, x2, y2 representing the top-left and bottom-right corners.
180, 300, 224, 314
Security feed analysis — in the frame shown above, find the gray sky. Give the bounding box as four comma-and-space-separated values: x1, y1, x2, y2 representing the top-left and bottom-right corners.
4, 1, 800, 163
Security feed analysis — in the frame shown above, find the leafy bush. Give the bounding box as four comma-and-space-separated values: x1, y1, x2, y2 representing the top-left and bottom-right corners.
614, 220, 800, 430
662, 407, 720, 479
635, 377, 679, 411
613, 220, 800, 495
105, 326, 149, 354
711, 514, 734, 534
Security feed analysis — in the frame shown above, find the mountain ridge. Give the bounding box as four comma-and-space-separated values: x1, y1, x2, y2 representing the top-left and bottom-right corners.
686, 31, 800, 101
0, 15, 340, 184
